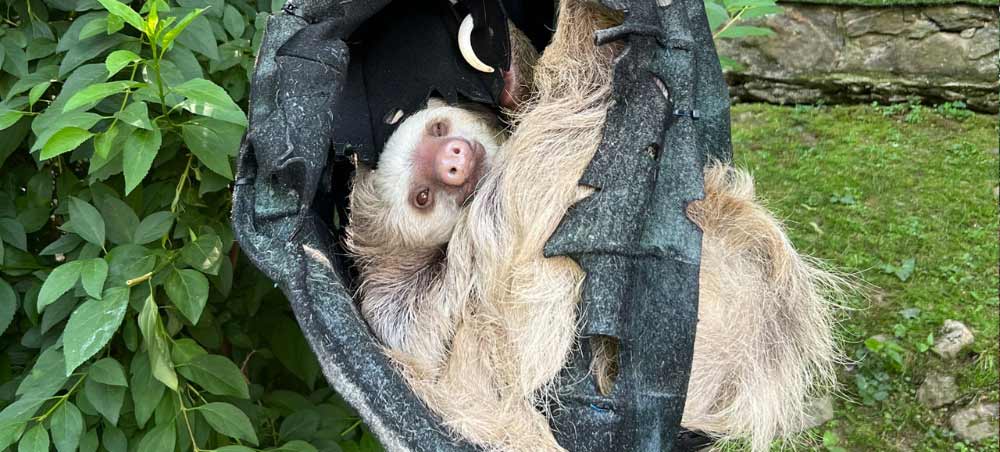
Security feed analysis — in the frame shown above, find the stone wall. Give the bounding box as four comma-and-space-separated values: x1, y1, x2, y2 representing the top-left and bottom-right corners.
716, 4, 999, 112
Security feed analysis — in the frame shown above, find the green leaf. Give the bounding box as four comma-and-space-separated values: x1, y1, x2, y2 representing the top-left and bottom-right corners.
105, 49, 140, 75
162, 8, 207, 49
0, 218, 27, 251
80, 258, 109, 299
170, 338, 207, 365
171, 12, 218, 60
101, 426, 126, 452
360, 433, 383, 452
63, 286, 130, 376
719, 55, 744, 72
26, 39, 55, 61
123, 127, 162, 195
0, 109, 25, 131
271, 442, 318, 452
180, 234, 223, 274
78, 429, 97, 452
106, 244, 156, 287
172, 78, 247, 126
136, 422, 174, 452
181, 119, 240, 179
40, 294, 77, 334
2, 38, 28, 77
0, 412, 28, 450
217, 446, 256, 452
107, 13, 124, 34
133, 212, 174, 245
741, 5, 783, 19
195, 402, 258, 445
704, 0, 729, 32
361, 432, 384, 452
50, 402, 83, 452
222, 5, 245, 39
37, 260, 83, 312
0, 278, 17, 335
28, 82, 51, 107
715, 25, 775, 39
60, 34, 130, 78
95, 196, 138, 246
84, 377, 125, 425
68, 197, 106, 247
178, 354, 248, 399
32, 111, 103, 154
17, 424, 48, 452
269, 316, 320, 388
279, 410, 320, 442
129, 352, 165, 428
17, 347, 68, 398
39, 127, 94, 160
88, 357, 127, 386
138, 294, 177, 390
63, 81, 140, 112
95, 0, 145, 33
78, 17, 109, 40
116, 101, 152, 130
164, 268, 209, 324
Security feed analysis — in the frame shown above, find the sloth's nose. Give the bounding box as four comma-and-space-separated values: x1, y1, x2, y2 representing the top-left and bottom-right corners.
435, 139, 476, 187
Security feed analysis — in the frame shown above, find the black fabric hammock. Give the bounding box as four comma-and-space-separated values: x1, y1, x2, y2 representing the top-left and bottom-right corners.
231, 0, 732, 450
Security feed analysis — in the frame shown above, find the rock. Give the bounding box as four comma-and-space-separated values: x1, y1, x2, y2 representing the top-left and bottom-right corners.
968, 26, 1000, 60
950, 403, 999, 442
800, 396, 835, 430
916, 373, 958, 408
932, 320, 975, 359
843, 9, 917, 37
907, 19, 939, 40
717, 4, 1000, 113
924, 6, 995, 31
870, 333, 891, 344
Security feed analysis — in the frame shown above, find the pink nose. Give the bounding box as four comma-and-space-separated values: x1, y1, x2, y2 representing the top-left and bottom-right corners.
434, 139, 475, 187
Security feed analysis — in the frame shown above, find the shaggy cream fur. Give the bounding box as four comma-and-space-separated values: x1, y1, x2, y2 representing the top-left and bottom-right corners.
345, 1, 844, 451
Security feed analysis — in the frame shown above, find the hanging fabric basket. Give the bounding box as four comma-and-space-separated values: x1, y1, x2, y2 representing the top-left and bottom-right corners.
232, 0, 732, 450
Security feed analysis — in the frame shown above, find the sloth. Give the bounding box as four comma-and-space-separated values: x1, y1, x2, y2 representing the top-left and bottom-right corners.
345, 1, 843, 451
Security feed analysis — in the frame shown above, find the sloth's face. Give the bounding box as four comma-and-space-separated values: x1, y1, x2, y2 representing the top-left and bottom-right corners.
364, 100, 502, 248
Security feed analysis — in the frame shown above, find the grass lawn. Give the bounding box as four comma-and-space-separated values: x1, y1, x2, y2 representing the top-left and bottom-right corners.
730, 103, 999, 451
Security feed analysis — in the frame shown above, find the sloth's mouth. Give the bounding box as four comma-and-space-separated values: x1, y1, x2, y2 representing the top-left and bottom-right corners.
458, 140, 487, 205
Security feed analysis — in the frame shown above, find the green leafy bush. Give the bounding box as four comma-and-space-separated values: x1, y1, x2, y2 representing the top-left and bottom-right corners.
0, 0, 381, 450
703, 0, 783, 70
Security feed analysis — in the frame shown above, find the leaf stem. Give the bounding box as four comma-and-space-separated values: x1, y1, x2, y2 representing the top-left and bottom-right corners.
149, 37, 169, 117
171, 154, 194, 213
713, 6, 750, 39
108, 35, 145, 134
341, 418, 363, 437
186, 383, 209, 405
127, 272, 154, 286
32, 374, 86, 422
179, 394, 202, 452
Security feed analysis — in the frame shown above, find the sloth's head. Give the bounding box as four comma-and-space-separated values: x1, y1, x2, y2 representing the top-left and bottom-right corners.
348, 99, 503, 251
347, 24, 538, 255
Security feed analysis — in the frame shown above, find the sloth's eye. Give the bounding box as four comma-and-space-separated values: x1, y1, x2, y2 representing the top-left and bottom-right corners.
429, 120, 449, 137
413, 189, 432, 209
